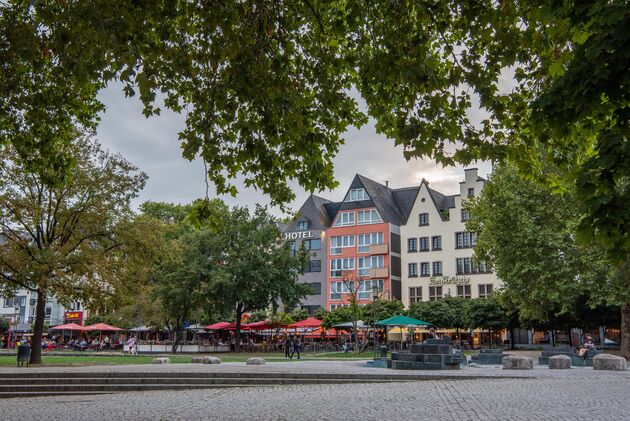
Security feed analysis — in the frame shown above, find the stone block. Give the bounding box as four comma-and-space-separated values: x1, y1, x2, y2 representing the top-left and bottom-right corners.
246, 357, 266, 365
192, 356, 222, 364
502, 355, 533, 370
549, 355, 571, 369
151, 357, 171, 364
592, 354, 627, 371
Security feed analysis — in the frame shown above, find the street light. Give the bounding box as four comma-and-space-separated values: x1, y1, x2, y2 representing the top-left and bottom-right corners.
372, 285, 379, 359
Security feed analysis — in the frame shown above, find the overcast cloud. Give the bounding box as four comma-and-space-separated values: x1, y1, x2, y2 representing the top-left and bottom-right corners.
96, 84, 492, 217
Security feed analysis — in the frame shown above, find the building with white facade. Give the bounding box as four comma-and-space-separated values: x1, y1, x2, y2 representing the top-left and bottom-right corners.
0, 289, 86, 329
400, 168, 500, 306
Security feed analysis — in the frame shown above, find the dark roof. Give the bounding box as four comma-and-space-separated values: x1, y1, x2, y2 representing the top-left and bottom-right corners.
424, 183, 456, 221
391, 187, 420, 224
284, 194, 332, 231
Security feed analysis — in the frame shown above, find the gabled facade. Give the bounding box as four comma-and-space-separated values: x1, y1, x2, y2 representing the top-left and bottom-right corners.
282, 195, 331, 314
400, 169, 500, 305
322, 175, 415, 310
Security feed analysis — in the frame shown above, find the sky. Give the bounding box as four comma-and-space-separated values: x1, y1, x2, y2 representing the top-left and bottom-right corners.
96, 83, 492, 218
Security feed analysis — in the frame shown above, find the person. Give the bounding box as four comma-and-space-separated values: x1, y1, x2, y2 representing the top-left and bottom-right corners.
290, 336, 301, 360
126, 336, 137, 355
578, 335, 596, 358
428, 328, 438, 339
284, 336, 292, 358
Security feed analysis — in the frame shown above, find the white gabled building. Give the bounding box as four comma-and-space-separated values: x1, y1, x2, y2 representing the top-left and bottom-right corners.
400, 168, 501, 306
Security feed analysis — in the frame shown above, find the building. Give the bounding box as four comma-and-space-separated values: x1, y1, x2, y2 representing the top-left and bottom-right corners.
286, 169, 500, 311
401, 168, 500, 305
282, 195, 331, 314
321, 175, 417, 310
0, 289, 86, 328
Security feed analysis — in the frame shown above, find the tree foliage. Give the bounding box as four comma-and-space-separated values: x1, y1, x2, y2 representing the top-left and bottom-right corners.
408, 297, 467, 329
466, 163, 616, 326
0, 135, 146, 363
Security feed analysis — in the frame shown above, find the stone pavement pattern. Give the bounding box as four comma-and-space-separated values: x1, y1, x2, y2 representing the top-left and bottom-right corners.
1, 361, 629, 420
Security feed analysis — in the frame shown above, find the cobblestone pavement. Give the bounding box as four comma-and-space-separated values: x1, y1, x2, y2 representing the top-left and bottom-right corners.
1, 361, 629, 420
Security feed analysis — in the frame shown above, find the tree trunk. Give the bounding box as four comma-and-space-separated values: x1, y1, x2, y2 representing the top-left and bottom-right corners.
620, 303, 630, 360
29, 290, 47, 365
234, 307, 243, 353
171, 328, 181, 354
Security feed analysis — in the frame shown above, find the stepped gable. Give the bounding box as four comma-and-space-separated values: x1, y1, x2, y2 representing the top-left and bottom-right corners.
424, 181, 456, 221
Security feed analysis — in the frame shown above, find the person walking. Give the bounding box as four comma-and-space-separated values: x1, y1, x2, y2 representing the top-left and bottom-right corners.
125, 336, 137, 355
284, 336, 292, 359
290, 336, 301, 360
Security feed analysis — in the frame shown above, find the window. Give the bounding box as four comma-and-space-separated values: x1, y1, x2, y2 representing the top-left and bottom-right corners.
419, 213, 429, 226
333, 211, 355, 227
429, 286, 443, 301
330, 258, 355, 277
303, 239, 321, 250
419, 237, 430, 251
288, 241, 296, 256
330, 304, 349, 310
432, 236, 442, 251
304, 260, 321, 273
346, 188, 369, 201
467, 188, 475, 197
306, 283, 322, 295
330, 235, 355, 255
420, 262, 430, 276
298, 221, 309, 230
457, 285, 471, 299
407, 238, 417, 252
455, 232, 477, 249
358, 279, 384, 299
330, 282, 347, 300
409, 287, 422, 305
456, 258, 490, 274
357, 255, 384, 276
303, 305, 321, 314
478, 284, 494, 299
357, 209, 382, 225
358, 232, 384, 253
44, 307, 52, 320
432, 261, 443, 276
408, 263, 418, 277
461, 209, 472, 222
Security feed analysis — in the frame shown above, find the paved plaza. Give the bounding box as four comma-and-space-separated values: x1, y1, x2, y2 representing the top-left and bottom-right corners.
0, 361, 629, 420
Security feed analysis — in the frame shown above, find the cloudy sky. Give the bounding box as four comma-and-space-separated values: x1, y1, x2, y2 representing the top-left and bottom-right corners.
96, 84, 492, 218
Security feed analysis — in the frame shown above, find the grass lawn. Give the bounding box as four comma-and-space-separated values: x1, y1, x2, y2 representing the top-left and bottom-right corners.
0, 351, 371, 366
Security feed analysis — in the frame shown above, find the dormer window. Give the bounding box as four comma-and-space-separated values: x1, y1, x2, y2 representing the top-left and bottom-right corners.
298, 220, 309, 230
345, 188, 369, 202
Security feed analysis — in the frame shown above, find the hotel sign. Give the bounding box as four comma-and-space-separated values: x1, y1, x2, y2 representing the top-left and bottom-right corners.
429, 276, 471, 285
283, 231, 315, 240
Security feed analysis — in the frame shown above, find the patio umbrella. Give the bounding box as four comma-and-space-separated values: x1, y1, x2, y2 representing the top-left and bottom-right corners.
287, 317, 322, 329
204, 321, 232, 331
49, 323, 86, 342
84, 323, 123, 343
333, 321, 366, 330
375, 315, 431, 349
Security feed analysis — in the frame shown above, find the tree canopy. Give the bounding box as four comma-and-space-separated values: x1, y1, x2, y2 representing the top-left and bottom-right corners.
0, 135, 146, 363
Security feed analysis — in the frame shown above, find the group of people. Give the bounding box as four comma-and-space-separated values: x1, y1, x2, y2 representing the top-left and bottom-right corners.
284, 335, 301, 359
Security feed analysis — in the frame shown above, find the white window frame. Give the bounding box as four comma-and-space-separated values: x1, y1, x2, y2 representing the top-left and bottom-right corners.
357, 255, 384, 276
330, 235, 355, 255
357, 209, 383, 225
345, 188, 369, 202
358, 279, 384, 300
357, 232, 384, 253
330, 258, 355, 277
333, 211, 355, 227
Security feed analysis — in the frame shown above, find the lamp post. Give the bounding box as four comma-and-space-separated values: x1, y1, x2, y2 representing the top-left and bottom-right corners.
372, 285, 379, 359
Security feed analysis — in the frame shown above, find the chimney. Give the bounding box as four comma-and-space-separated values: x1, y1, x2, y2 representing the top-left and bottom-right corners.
385, 181, 389, 188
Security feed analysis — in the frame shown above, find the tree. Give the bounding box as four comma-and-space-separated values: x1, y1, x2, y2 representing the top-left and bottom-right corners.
3, 1, 629, 354
466, 163, 614, 330
362, 299, 405, 326
195, 205, 310, 352
0, 136, 146, 364
408, 299, 466, 330
464, 297, 508, 348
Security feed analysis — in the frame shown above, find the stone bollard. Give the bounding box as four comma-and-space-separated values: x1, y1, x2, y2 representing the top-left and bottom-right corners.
246, 357, 266, 365
549, 355, 571, 369
592, 354, 627, 371
502, 355, 533, 370
152, 357, 171, 364
191, 357, 206, 364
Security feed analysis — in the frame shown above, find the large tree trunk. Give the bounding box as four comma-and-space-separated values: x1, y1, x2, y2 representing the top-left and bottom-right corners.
29, 290, 47, 365
620, 303, 630, 360
234, 305, 243, 353
171, 328, 181, 354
